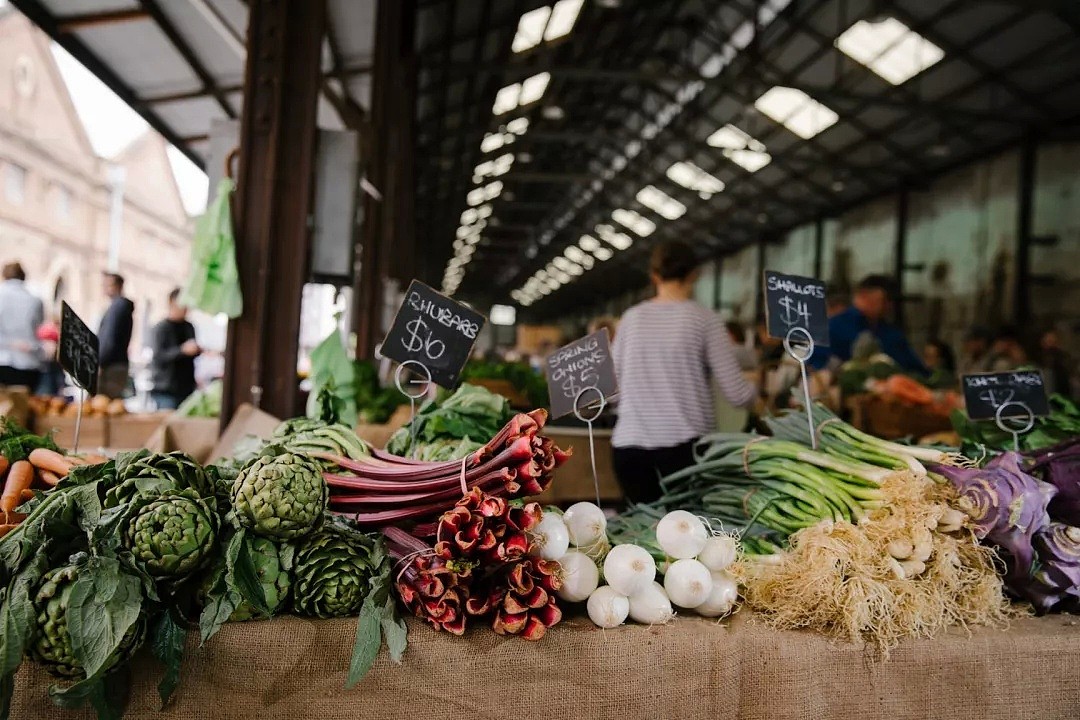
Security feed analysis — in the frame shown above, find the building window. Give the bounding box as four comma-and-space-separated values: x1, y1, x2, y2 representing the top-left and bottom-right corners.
3, 163, 26, 205
54, 184, 72, 221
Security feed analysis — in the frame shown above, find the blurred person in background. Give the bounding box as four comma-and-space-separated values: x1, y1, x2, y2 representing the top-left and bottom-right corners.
923, 338, 957, 388
35, 311, 64, 396
809, 275, 926, 374
612, 241, 757, 504
149, 289, 200, 410
987, 326, 1028, 372
958, 326, 994, 375
1039, 329, 1073, 399
826, 289, 849, 318
0, 262, 43, 388
98, 273, 134, 398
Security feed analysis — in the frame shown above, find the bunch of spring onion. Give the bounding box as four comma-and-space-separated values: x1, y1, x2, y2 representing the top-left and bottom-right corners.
315, 409, 570, 528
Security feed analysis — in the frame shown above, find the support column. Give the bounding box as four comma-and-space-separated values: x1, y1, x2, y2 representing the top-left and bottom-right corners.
221, 0, 326, 424
813, 217, 824, 280
1015, 134, 1036, 326
894, 188, 910, 328
355, 0, 418, 358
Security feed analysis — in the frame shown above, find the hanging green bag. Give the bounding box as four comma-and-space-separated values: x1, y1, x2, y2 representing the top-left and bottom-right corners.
181, 178, 243, 318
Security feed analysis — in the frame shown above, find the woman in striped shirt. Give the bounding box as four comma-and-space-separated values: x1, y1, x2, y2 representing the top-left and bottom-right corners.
612, 241, 757, 503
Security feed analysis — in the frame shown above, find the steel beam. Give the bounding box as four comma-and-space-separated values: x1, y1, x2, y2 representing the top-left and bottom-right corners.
56, 8, 148, 31
221, 0, 326, 424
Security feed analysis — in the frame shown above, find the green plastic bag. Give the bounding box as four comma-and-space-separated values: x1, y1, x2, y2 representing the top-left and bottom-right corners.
182, 178, 243, 318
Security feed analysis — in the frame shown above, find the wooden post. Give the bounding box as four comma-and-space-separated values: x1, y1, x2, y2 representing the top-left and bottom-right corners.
221, 0, 326, 425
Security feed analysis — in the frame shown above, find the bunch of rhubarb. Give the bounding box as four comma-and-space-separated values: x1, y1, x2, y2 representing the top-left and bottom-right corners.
321, 409, 571, 528
383, 489, 563, 640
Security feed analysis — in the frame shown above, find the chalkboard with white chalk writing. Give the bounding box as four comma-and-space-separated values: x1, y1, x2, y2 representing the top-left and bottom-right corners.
961, 370, 1050, 420
763, 270, 830, 347
544, 329, 617, 419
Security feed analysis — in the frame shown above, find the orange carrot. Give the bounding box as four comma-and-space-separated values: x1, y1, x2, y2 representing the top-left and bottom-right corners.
0, 524, 17, 538
18, 489, 35, 502
2, 461, 34, 515
37, 469, 61, 488
0, 455, 8, 479
27, 448, 73, 478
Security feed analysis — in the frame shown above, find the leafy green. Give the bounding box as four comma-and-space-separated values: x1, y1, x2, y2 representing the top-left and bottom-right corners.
952, 394, 1080, 454
305, 326, 358, 427
354, 360, 406, 424
461, 360, 549, 408
347, 597, 382, 689
0, 418, 60, 463
150, 613, 186, 708
66, 557, 143, 678
175, 380, 222, 418
387, 383, 512, 458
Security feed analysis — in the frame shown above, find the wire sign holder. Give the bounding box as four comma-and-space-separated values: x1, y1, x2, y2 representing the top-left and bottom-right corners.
994, 401, 1035, 452
58, 302, 99, 455
394, 360, 432, 459
573, 386, 607, 508
783, 327, 818, 450
960, 370, 1049, 452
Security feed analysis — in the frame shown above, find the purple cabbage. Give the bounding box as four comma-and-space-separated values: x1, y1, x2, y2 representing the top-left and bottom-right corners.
1026, 438, 1080, 526
1027, 523, 1080, 613
932, 452, 1056, 583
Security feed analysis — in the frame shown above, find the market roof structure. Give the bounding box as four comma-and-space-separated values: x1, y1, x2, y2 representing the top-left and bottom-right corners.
412, 0, 1080, 317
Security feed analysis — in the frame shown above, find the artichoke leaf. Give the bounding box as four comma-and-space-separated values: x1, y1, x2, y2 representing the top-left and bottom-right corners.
67, 557, 144, 678
346, 597, 382, 689
150, 612, 186, 709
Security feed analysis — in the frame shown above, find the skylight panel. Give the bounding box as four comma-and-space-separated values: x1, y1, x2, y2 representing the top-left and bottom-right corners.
723, 148, 772, 173
512, 6, 551, 53
519, 72, 551, 106
666, 162, 725, 197
835, 17, 943, 85
595, 224, 633, 250
754, 87, 838, 139
544, 0, 584, 41
611, 208, 656, 236
636, 185, 686, 220
579, 235, 600, 252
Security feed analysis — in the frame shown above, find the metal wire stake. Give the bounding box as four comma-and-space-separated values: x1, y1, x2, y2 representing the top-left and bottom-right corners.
994, 400, 1035, 453
783, 327, 817, 450
573, 386, 607, 508
73, 388, 85, 455
395, 361, 432, 460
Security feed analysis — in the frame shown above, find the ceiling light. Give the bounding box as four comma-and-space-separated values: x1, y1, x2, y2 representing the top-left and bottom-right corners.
564, 246, 588, 263
552, 256, 579, 273
555, 270, 572, 283
545, 278, 561, 290
636, 185, 686, 220
541, 105, 565, 120
474, 160, 494, 177
593, 246, 613, 261
578, 253, 594, 270
612, 208, 656, 236
483, 180, 504, 200
453, 239, 465, 251
536, 268, 549, 280
595, 224, 633, 250
493, 83, 521, 115
835, 17, 944, 85
516, 152, 533, 163
466, 187, 485, 206
579, 235, 600, 252
456, 226, 472, 239
492, 153, 514, 176
481, 132, 508, 153
545, 0, 583, 40
490, 304, 517, 325
460, 208, 478, 224
754, 86, 838, 139
707, 124, 771, 172
666, 161, 725, 197
519, 72, 551, 107
506, 117, 530, 135
512, 6, 551, 53
476, 203, 493, 219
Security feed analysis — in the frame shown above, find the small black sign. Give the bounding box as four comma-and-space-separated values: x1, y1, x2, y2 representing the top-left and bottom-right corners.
59, 301, 99, 395
763, 270, 830, 347
961, 370, 1050, 421
381, 280, 486, 388
544, 329, 618, 419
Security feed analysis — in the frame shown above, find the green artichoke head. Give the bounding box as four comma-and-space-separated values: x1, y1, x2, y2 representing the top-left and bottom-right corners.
29, 561, 145, 678
105, 451, 212, 508
233, 537, 294, 621
231, 453, 327, 540
292, 524, 375, 618
123, 488, 220, 579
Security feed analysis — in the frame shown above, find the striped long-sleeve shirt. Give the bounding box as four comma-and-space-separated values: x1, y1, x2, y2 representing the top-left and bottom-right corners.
612, 300, 756, 449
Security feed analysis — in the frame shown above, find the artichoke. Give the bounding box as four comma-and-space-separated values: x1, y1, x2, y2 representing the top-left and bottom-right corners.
292, 522, 377, 618
105, 451, 212, 508
232, 537, 294, 621
232, 453, 327, 540
29, 562, 145, 678
123, 488, 219, 578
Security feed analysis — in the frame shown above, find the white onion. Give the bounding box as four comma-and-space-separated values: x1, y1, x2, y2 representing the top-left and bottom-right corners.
663, 559, 713, 609
563, 502, 607, 548
586, 586, 630, 628
694, 571, 739, 617
531, 513, 570, 561
603, 544, 656, 596
655, 510, 708, 559
628, 581, 675, 625
555, 551, 600, 602
697, 534, 739, 572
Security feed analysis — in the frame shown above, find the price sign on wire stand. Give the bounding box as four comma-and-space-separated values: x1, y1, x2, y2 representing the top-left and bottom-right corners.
961, 370, 1049, 450
762, 271, 829, 450
58, 302, 99, 453
544, 330, 618, 507
381, 280, 486, 389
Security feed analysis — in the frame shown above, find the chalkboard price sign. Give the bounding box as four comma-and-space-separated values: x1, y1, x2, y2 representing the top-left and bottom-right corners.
763, 270, 830, 347
544, 329, 618, 419
59, 301, 99, 395
961, 370, 1050, 421
381, 280, 486, 388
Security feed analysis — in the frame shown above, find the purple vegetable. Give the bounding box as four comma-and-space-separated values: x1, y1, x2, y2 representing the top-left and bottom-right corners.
932, 452, 1056, 582
1026, 438, 1080, 526
1027, 523, 1080, 613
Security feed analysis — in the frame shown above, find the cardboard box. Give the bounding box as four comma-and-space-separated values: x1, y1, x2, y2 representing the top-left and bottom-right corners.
355, 405, 411, 451
35, 414, 109, 450
534, 427, 622, 505
0, 387, 30, 428
145, 416, 220, 463
209, 404, 281, 463
109, 412, 171, 449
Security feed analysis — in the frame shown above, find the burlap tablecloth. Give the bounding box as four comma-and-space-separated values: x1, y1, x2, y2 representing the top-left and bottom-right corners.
13, 612, 1080, 720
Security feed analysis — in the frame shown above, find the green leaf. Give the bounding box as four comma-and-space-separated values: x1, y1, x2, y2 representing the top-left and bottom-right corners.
379, 596, 407, 664
346, 596, 382, 689
198, 562, 240, 645
67, 557, 143, 678
150, 613, 186, 708
306, 325, 358, 427
231, 533, 271, 617
49, 667, 130, 719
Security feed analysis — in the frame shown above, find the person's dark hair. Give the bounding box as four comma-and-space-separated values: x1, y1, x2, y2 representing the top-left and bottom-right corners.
103, 272, 125, 290
926, 338, 956, 372
649, 240, 699, 281
2, 262, 25, 281
168, 288, 181, 304
725, 321, 746, 344
856, 274, 897, 300
996, 325, 1021, 343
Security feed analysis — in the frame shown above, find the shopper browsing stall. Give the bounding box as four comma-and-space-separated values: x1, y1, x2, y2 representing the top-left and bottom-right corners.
0, 262, 43, 389
97, 272, 134, 397
611, 241, 757, 504
149, 288, 200, 410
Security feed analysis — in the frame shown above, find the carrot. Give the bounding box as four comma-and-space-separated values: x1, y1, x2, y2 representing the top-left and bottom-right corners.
0, 455, 8, 478
18, 489, 35, 502
28, 448, 73, 478
2, 461, 34, 515
0, 525, 16, 538
37, 469, 61, 488
68, 454, 108, 467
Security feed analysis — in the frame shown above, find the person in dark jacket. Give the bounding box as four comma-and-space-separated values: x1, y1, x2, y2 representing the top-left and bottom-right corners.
149, 289, 200, 410
98, 273, 134, 397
